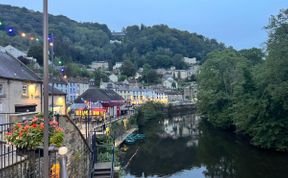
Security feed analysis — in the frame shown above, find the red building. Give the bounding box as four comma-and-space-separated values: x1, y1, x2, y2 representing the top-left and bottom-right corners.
72, 88, 124, 118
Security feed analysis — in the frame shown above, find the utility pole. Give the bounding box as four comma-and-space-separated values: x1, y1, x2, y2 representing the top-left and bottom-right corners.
49, 34, 54, 116
43, 0, 49, 178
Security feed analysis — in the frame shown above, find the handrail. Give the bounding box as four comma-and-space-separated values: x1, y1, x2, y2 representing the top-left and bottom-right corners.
59, 115, 93, 153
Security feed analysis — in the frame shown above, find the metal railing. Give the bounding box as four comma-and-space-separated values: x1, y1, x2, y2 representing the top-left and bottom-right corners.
0, 121, 58, 178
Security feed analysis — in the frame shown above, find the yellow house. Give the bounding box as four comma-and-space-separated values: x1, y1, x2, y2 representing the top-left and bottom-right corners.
49, 85, 66, 115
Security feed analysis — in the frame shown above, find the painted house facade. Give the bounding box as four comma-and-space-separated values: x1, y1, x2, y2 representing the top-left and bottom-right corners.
0, 52, 42, 123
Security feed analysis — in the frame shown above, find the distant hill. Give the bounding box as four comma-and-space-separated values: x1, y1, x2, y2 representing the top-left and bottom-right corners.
0, 4, 226, 68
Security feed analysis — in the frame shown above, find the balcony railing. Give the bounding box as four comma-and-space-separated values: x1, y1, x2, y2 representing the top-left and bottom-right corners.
0, 121, 58, 178
0, 114, 94, 178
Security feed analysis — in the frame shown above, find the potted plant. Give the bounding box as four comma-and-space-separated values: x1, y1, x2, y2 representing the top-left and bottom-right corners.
5, 117, 64, 156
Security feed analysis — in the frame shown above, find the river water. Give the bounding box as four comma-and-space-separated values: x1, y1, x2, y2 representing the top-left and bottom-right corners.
119, 114, 288, 178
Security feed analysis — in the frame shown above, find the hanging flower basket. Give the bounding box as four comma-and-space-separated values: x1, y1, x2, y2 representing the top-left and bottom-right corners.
5, 117, 64, 153
16, 146, 44, 157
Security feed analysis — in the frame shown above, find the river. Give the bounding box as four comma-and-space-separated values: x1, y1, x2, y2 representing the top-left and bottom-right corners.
119, 114, 288, 178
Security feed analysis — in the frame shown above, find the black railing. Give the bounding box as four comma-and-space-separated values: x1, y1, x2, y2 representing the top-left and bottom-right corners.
0, 121, 58, 178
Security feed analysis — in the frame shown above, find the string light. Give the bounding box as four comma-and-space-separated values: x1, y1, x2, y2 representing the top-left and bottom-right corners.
0, 19, 41, 42
20, 32, 26, 37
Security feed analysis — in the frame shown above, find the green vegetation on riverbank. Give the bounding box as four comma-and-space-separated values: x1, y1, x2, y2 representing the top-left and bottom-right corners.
136, 102, 165, 129
197, 9, 288, 151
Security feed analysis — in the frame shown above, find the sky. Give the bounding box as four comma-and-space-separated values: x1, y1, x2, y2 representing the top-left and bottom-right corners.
1, 0, 288, 49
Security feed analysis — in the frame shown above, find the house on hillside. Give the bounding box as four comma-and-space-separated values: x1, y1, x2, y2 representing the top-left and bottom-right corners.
163, 77, 178, 89
90, 61, 109, 70
112, 62, 122, 70
109, 74, 118, 82
172, 70, 189, 80
184, 82, 198, 103
0, 51, 42, 123
164, 91, 183, 102
184, 57, 197, 65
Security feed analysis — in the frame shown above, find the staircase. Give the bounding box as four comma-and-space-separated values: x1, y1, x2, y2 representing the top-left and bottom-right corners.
93, 162, 112, 178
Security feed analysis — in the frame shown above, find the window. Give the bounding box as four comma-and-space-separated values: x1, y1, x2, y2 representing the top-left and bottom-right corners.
0, 101, 3, 112
22, 84, 28, 95
0, 84, 3, 95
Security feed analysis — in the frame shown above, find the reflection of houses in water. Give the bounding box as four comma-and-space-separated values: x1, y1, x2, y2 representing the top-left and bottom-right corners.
162, 115, 200, 141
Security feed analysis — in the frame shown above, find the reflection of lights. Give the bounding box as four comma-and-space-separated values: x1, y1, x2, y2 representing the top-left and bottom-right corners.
49, 42, 53, 47
30, 37, 35, 41
36, 38, 39, 41
63, 75, 67, 79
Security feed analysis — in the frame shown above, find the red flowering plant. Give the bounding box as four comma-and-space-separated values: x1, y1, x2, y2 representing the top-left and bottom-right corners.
5, 117, 64, 149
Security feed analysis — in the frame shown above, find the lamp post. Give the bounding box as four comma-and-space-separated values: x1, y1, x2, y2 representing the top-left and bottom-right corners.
43, 0, 49, 178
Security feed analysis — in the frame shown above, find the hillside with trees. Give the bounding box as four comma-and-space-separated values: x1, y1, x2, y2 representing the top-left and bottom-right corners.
0, 4, 226, 69
197, 9, 288, 151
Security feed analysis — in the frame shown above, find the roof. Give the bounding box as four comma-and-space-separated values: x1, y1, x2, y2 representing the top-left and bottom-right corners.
48, 85, 66, 95
50, 77, 68, 85
4, 45, 27, 58
74, 88, 124, 103
68, 77, 90, 84
69, 102, 103, 110
0, 51, 42, 82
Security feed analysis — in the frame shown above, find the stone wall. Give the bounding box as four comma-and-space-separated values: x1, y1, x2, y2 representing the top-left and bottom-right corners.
59, 116, 92, 178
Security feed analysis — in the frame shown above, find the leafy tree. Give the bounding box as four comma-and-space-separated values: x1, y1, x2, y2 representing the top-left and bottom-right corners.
27, 45, 43, 66
120, 60, 136, 77
141, 64, 160, 84
172, 82, 177, 89
239, 48, 264, 65
94, 69, 109, 87
197, 9, 288, 151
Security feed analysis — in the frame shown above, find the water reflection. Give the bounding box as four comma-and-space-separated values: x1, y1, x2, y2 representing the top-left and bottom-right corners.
120, 114, 288, 178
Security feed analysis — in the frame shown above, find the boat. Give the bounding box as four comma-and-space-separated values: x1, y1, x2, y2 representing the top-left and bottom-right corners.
124, 134, 145, 145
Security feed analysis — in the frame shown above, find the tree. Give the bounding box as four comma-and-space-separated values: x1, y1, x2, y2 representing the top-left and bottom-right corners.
197, 49, 250, 128
27, 45, 43, 66
172, 82, 176, 89
120, 60, 136, 77
94, 69, 109, 87
239, 48, 264, 65
197, 9, 288, 151
142, 64, 160, 84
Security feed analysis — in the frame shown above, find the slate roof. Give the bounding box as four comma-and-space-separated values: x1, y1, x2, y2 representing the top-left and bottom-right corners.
74, 88, 124, 103
49, 77, 68, 85
0, 51, 42, 82
48, 85, 66, 95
